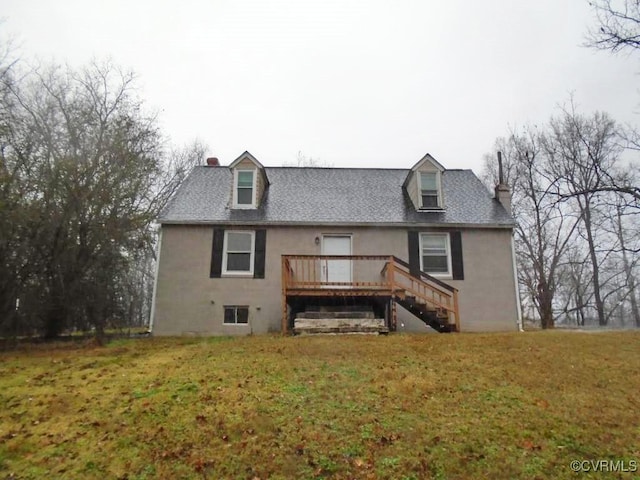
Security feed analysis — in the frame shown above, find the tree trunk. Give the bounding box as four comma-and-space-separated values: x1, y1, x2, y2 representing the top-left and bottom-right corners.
87, 304, 106, 346
574, 291, 586, 326
537, 279, 555, 329
540, 305, 554, 329
94, 323, 106, 346
616, 205, 640, 327
43, 303, 65, 339
630, 283, 640, 328
582, 198, 606, 326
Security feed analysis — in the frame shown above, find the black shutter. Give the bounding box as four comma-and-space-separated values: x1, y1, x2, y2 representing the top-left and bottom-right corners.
210, 228, 225, 278
408, 231, 421, 277
254, 229, 266, 279
450, 231, 464, 280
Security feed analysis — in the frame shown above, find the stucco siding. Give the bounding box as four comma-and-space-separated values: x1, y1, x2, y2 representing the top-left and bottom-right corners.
153, 225, 519, 335
235, 158, 256, 170
256, 171, 265, 205
453, 229, 519, 332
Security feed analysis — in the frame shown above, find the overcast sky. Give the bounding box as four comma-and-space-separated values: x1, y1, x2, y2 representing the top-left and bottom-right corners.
3, 0, 639, 171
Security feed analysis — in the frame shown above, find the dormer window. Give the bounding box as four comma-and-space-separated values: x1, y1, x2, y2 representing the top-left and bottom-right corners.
234, 170, 256, 208
419, 172, 441, 209
229, 151, 269, 210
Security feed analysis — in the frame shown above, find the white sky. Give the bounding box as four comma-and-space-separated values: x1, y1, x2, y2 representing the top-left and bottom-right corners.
3, 0, 639, 170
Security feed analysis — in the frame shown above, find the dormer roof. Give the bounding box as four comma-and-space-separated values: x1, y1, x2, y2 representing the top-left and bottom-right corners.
229, 151, 265, 170
402, 153, 445, 188
411, 153, 445, 172
229, 151, 270, 187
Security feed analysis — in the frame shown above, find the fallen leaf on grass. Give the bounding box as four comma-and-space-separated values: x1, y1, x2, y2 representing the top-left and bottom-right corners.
522, 440, 542, 451
535, 398, 550, 409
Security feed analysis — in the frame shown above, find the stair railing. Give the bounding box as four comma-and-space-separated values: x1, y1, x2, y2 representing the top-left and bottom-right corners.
381, 256, 460, 331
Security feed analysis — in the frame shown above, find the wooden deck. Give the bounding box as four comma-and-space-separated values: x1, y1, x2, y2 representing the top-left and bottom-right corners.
281, 255, 460, 334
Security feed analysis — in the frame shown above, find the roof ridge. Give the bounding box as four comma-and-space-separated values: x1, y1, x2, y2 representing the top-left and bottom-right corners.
195, 165, 474, 172
265, 166, 410, 171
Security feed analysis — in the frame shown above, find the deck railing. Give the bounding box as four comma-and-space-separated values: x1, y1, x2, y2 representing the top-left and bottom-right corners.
281, 255, 459, 332
283, 255, 391, 290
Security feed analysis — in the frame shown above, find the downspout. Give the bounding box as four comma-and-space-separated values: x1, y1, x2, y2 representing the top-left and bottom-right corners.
148, 226, 163, 335
511, 233, 523, 331
496, 150, 522, 331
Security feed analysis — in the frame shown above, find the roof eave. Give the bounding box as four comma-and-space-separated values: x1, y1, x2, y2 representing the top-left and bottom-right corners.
158, 219, 515, 229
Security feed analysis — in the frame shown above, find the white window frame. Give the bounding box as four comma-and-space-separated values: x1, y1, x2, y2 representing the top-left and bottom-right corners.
223, 305, 250, 325
419, 232, 452, 278
233, 169, 257, 209
417, 171, 442, 209
222, 230, 255, 276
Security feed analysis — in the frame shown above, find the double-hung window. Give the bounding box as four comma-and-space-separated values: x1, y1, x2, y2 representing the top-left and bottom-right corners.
419, 172, 440, 209
420, 233, 451, 276
222, 231, 255, 275
234, 170, 256, 208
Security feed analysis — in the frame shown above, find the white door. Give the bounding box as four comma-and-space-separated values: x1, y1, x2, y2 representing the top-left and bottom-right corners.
322, 235, 352, 285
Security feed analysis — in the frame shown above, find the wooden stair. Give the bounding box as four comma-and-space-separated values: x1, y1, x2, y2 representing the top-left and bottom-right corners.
394, 295, 456, 333
383, 257, 460, 332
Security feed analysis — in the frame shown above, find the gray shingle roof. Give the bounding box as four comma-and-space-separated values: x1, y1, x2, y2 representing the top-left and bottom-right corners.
159, 166, 514, 227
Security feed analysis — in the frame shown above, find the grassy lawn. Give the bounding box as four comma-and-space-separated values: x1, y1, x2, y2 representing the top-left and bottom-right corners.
0, 331, 638, 479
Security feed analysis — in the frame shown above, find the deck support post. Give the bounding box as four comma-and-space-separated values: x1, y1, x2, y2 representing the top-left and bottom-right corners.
453, 289, 460, 332
387, 256, 397, 331
391, 298, 397, 331
281, 256, 288, 335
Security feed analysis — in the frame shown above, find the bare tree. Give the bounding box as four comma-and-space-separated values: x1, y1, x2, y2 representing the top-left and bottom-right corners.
484, 101, 638, 329
612, 199, 640, 325
483, 128, 580, 328
586, 0, 640, 53
544, 107, 624, 326
0, 58, 203, 342
0, 39, 34, 338
558, 245, 593, 326
283, 150, 333, 167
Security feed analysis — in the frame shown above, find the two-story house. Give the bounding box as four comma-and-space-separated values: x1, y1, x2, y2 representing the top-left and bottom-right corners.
150, 151, 521, 335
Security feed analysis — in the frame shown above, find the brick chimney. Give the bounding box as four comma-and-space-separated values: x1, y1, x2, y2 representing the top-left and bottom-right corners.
494, 151, 511, 214
206, 157, 219, 166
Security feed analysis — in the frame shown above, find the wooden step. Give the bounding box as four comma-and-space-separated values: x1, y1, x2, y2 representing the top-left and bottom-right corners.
294, 317, 388, 335
297, 311, 375, 319
305, 305, 373, 313
295, 326, 390, 335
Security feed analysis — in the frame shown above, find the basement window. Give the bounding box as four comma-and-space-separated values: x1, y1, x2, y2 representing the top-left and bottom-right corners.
419, 172, 441, 209
223, 306, 249, 324
420, 233, 451, 276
